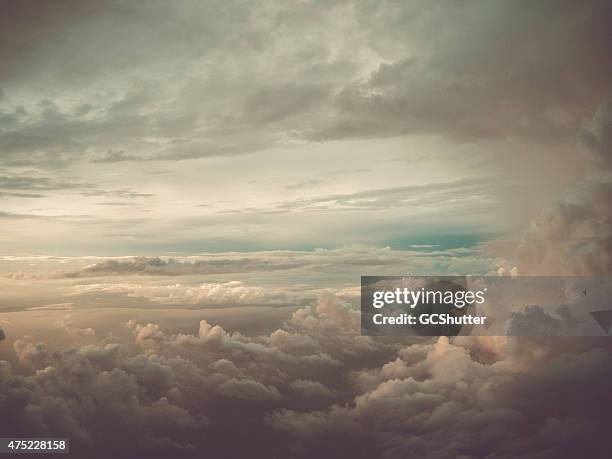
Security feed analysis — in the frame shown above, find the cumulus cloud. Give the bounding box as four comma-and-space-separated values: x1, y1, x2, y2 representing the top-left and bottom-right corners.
518, 104, 612, 275
289, 379, 336, 399
2, 294, 611, 458
268, 337, 612, 459
216, 378, 282, 401
0, 297, 394, 456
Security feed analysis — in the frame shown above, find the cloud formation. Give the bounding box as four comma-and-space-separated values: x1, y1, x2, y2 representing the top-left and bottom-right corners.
71, 281, 308, 307
1, 1, 610, 167
63, 255, 310, 277
518, 104, 612, 275
2, 246, 495, 281
2, 295, 611, 458
269, 337, 612, 459
1, 3, 612, 458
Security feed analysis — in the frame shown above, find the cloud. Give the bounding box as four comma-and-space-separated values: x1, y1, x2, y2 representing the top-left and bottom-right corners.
71, 281, 309, 307
0, 173, 151, 206
217, 378, 282, 401
268, 337, 612, 459
0, 211, 44, 220
0, 211, 91, 221
78, 189, 155, 199
518, 104, 612, 275
302, 1, 612, 143
507, 305, 579, 336
274, 177, 499, 212
2, 0, 608, 173
289, 379, 336, 399
2, 293, 612, 457
2, 4, 612, 456
56, 255, 311, 277
0, 173, 86, 191
92, 150, 134, 163
0, 1, 609, 258
0, 296, 389, 456
6, 246, 492, 281
0, 191, 46, 198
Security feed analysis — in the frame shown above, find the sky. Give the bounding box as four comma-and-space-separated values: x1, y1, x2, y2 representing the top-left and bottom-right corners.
1, 1, 612, 458
1, 0, 609, 256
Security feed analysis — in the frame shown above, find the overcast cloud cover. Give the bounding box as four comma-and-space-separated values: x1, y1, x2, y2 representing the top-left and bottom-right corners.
1, 0, 610, 254
1, 1, 612, 458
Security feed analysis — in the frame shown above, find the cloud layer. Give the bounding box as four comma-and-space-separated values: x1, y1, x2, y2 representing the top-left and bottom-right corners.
2, 1, 610, 253
2, 295, 611, 458
2, 3, 612, 458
